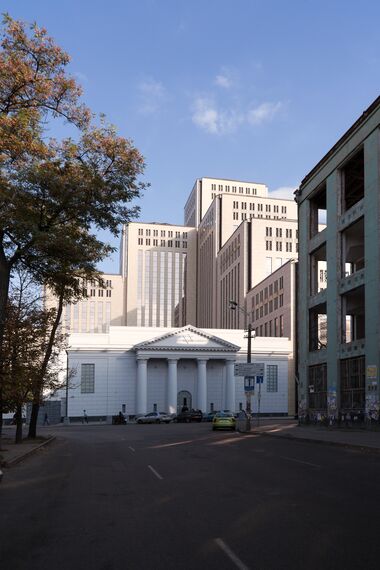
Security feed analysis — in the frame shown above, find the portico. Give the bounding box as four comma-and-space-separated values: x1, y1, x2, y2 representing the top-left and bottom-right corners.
134, 326, 240, 414
61, 325, 291, 420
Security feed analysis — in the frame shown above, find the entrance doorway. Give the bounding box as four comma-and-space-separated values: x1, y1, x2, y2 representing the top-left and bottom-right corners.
177, 390, 192, 413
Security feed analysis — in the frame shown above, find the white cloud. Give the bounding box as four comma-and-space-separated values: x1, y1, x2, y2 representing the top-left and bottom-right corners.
248, 101, 283, 125
215, 74, 232, 89
191, 97, 243, 135
137, 79, 167, 115
191, 97, 284, 135
269, 186, 297, 200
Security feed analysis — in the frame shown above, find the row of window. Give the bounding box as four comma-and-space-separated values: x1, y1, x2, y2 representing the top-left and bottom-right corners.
233, 213, 289, 221
266, 241, 296, 252
253, 316, 284, 338
76, 278, 112, 288
80, 363, 279, 394
220, 235, 241, 274
87, 289, 112, 298
138, 238, 187, 248
232, 202, 287, 214
253, 295, 284, 319
138, 228, 188, 238
308, 357, 365, 412
266, 227, 297, 238
211, 183, 258, 195
252, 277, 284, 306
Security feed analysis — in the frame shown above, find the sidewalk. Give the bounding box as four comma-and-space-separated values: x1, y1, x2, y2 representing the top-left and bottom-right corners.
256, 421, 380, 451
0, 431, 55, 468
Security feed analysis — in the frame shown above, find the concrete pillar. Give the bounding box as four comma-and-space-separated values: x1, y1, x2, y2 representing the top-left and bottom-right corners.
225, 359, 236, 412
326, 171, 340, 418
167, 359, 178, 414
197, 359, 207, 412
136, 358, 148, 415
364, 131, 380, 419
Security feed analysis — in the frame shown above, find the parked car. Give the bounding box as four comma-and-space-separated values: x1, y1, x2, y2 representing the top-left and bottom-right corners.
176, 409, 203, 423
159, 412, 176, 423
136, 412, 173, 424
212, 411, 236, 431
205, 410, 218, 422
205, 410, 234, 422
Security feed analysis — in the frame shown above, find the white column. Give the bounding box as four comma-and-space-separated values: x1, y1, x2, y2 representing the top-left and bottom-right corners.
225, 359, 236, 412
197, 359, 207, 412
136, 358, 148, 415
167, 359, 178, 414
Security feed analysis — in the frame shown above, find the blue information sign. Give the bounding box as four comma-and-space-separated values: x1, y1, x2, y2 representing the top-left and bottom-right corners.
256, 376, 264, 384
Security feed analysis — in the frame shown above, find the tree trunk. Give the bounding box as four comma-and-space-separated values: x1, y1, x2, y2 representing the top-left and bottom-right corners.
0, 391, 3, 451
0, 254, 11, 449
0, 247, 11, 348
15, 404, 23, 444
28, 290, 65, 439
28, 402, 39, 439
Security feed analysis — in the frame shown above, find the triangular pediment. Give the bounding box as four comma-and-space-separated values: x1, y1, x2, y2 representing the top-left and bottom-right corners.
134, 325, 240, 352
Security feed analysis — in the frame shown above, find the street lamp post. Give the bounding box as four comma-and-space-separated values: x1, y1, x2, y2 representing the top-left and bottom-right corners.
64, 349, 70, 425
229, 300, 255, 431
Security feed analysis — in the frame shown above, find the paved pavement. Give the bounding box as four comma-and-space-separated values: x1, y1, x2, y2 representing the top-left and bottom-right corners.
0, 432, 55, 466
254, 420, 380, 450
1, 422, 380, 569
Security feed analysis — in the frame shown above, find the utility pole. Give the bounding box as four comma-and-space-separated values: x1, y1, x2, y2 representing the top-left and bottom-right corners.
246, 322, 252, 417
229, 301, 255, 431
64, 349, 70, 425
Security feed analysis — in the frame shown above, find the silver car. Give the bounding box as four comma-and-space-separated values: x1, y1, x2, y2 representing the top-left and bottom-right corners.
136, 412, 173, 424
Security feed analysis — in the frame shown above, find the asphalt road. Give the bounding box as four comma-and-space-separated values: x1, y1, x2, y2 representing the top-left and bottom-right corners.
1, 422, 380, 570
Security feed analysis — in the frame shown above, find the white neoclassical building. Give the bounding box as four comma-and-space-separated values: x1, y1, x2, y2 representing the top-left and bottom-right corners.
61, 325, 292, 419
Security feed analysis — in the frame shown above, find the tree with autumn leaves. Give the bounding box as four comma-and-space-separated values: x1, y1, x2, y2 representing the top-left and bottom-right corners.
0, 15, 147, 438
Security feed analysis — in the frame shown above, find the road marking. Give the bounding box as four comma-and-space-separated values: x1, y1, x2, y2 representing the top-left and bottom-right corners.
215, 538, 249, 570
279, 455, 321, 468
129, 446, 135, 452
148, 465, 163, 480
149, 439, 195, 449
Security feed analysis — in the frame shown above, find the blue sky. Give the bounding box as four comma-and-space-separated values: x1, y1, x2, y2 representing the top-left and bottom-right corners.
5, 0, 380, 272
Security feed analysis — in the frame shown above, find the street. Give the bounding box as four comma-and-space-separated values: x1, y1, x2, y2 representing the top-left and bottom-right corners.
1, 422, 380, 570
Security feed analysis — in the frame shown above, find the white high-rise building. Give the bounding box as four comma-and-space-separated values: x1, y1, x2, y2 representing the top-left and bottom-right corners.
121, 222, 197, 327
45, 274, 126, 333
184, 177, 268, 228
185, 177, 298, 328
51, 177, 299, 335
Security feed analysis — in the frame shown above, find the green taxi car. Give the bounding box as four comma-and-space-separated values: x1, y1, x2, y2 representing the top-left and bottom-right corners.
212, 411, 236, 431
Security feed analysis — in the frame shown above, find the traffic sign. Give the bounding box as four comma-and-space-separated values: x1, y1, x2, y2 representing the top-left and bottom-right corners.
244, 376, 255, 391
234, 363, 265, 376
256, 375, 264, 384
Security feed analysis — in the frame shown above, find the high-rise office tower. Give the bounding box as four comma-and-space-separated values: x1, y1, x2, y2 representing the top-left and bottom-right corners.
121, 222, 197, 327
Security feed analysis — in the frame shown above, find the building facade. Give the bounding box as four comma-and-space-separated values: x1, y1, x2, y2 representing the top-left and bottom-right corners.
184, 177, 268, 228
245, 259, 297, 415
46, 274, 126, 333
193, 178, 298, 328
120, 222, 197, 327
216, 218, 299, 330
295, 96, 380, 422
61, 325, 292, 419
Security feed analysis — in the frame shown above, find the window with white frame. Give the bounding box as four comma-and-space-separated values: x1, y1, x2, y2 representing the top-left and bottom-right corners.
81, 363, 95, 393
266, 365, 278, 392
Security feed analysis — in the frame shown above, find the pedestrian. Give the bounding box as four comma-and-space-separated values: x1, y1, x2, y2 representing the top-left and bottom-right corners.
43, 412, 50, 426
83, 409, 88, 424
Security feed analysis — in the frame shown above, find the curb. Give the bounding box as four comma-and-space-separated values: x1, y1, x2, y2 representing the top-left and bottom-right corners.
258, 430, 380, 454
2, 436, 56, 468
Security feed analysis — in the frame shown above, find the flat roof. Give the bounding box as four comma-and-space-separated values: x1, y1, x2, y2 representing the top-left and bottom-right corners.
300, 95, 380, 189
198, 176, 268, 186
126, 221, 194, 229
